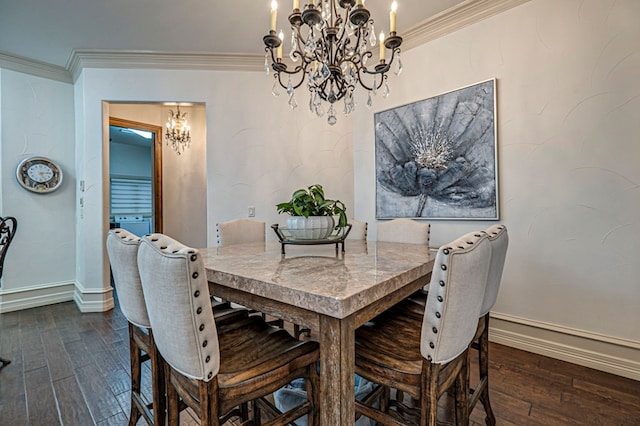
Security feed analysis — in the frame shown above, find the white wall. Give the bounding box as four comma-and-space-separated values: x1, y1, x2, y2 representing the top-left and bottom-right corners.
108, 103, 208, 248
353, 0, 640, 356
160, 104, 208, 249
0, 69, 76, 310
73, 68, 353, 312
206, 72, 355, 238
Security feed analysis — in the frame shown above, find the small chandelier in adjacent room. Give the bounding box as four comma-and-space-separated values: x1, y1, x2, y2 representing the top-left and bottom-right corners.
263, 0, 402, 125
165, 105, 191, 155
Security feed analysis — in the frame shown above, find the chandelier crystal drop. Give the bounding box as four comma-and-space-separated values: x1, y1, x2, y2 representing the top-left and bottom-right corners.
263, 0, 402, 125
165, 106, 191, 155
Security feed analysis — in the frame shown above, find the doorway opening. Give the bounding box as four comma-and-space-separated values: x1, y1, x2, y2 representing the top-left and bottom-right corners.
108, 117, 163, 234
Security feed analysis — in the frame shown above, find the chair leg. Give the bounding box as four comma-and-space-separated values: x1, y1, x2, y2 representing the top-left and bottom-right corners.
129, 325, 143, 426
455, 354, 470, 426
478, 315, 496, 426
166, 366, 181, 426
149, 330, 167, 426
252, 399, 261, 425
421, 362, 439, 426
198, 379, 220, 426
308, 363, 320, 426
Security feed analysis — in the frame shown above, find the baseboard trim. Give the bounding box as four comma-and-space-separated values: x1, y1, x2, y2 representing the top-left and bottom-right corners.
0, 281, 75, 313
0, 281, 115, 313
490, 312, 640, 381
73, 281, 114, 313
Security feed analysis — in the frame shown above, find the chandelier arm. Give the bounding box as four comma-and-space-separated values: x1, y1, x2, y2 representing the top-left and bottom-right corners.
356, 66, 387, 92
334, 20, 353, 64
332, 3, 348, 43
292, 24, 309, 53
275, 69, 307, 91
359, 46, 401, 77
264, 45, 280, 66
274, 61, 306, 76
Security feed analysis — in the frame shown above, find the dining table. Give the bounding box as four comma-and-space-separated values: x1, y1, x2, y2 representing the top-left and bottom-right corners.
200, 239, 435, 425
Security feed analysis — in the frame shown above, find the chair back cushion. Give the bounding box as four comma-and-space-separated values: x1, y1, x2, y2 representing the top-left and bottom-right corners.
377, 218, 430, 245
138, 233, 220, 381
480, 225, 509, 316
421, 231, 491, 364
217, 218, 266, 247
106, 229, 150, 328
346, 219, 368, 240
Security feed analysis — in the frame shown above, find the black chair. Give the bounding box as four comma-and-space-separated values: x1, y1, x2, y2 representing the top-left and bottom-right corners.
0, 216, 17, 369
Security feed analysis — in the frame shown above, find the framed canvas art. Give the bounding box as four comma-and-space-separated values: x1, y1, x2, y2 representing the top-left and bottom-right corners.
375, 78, 498, 220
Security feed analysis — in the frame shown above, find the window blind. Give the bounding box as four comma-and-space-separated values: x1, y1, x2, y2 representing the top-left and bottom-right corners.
110, 177, 152, 216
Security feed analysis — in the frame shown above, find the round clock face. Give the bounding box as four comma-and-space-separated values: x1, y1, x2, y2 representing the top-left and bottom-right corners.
16, 157, 64, 193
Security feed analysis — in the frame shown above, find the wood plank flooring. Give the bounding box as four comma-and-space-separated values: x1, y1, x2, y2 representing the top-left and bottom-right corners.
1, 301, 639, 425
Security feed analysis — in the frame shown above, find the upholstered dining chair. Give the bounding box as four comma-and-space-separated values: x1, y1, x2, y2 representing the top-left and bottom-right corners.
377, 218, 430, 245
137, 233, 320, 426
107, 229, 166, 426
354, 231, 492, 426
216, 218, 285, 329
107, 229, 248, 426
378, 218, 431, 297
346, 218, 368, 240
216, 218, 265, 247
469, 225, 508, 425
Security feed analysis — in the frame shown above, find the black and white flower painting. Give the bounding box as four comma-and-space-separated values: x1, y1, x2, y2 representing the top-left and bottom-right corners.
375, 79, 498, 219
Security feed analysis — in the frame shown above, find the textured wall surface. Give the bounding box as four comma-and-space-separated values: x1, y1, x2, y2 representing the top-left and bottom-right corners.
0, 69, 76, 291
74, 68, 353, 305
354, 0, 640, 341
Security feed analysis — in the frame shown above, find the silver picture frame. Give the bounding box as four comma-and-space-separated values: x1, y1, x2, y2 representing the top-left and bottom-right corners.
375, 78, 499, 220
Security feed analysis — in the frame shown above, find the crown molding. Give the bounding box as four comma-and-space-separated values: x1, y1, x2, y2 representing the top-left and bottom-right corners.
67, 50, 264, 82
401, 0, 531, 51
0, 52, 72, 83
1, 0, 530, 84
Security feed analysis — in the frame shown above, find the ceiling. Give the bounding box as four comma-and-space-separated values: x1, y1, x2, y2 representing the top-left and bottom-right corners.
109, 125, 153, 148
0, 0, 465, 69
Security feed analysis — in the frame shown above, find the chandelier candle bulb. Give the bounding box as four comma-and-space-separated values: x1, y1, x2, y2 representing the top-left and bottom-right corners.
390, 1, 397, 33
271, 1, 278, 31
356, 0, 363, 5
293, 0, 299, 10
379, 32, 385, 61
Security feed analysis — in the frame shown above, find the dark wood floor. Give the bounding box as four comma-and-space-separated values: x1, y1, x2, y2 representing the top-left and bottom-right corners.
1, 301, 639, 425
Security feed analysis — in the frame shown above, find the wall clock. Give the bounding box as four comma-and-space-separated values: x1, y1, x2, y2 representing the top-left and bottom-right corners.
16, 156, 64, 193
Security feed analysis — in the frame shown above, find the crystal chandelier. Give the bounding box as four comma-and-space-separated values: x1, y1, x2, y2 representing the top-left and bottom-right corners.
263, 0, 402, 125
165, 106, 191, 155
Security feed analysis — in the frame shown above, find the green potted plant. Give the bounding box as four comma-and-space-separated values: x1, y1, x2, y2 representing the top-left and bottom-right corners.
276, 184, 347, 239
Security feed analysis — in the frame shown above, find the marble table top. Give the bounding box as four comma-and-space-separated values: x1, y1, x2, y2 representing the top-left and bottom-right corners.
200, 241, 435, 319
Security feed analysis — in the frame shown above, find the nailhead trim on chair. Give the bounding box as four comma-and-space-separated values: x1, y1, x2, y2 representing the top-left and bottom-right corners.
139, 232, 320, 426
421, 231, 491, 363
141, 233, 219, 383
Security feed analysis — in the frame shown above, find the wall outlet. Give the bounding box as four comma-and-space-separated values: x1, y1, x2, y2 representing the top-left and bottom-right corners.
248, 206, 255, 217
